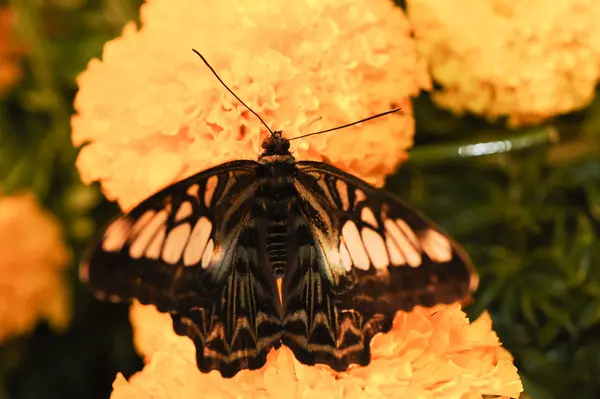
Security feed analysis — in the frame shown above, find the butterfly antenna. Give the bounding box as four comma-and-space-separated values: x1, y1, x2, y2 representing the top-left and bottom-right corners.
192, 49, 274, 135
291, 116, 323, 154
305, 116, 323, 131
288, 107, 402, 141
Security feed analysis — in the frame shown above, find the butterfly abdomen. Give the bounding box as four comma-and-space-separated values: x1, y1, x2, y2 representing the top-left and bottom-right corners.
253, 161, 298, 277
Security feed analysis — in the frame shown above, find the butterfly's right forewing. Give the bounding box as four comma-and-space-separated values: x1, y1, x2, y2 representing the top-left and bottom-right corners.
281, 161, 477, 372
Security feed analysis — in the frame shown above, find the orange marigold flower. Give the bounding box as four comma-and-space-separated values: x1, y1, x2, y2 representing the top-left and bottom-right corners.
407, 0, 600, 126
0, 8, 25, 96
0, 193, 71, 341
71, 0, 431, 211
110, 302, 522, 399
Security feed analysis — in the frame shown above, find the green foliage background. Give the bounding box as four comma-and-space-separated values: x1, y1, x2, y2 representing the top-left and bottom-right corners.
0, 1, 599, 398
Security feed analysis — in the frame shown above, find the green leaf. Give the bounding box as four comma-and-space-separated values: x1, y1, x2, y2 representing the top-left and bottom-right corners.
576, 302, 600, 330
521, 293, 539, 327
471, 278, 506, 315
537, 321, 561, 347
537, 300, 577, 336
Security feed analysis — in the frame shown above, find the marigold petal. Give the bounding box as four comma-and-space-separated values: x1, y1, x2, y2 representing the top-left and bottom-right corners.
72, 0, 430, 211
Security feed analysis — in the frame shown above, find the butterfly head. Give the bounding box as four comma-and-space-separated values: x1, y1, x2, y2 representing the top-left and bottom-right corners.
258, 131, 294, 164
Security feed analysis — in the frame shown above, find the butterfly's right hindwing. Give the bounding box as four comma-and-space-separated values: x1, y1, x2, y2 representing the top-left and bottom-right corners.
81, 160, 281, 376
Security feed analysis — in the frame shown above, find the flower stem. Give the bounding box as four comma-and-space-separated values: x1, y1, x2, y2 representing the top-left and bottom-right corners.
407, 126, 559, 165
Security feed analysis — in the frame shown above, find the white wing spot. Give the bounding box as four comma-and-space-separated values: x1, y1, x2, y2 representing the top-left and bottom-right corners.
204, 175, 219, 207
353, 189, 367, 208
360, 207, 379, 228
130, 210, 169, 258
470, 269, 480, 291
325, 247, 342, 273
335, 179, 350, 210
79, 261, 89, 283
361, 228, 389, 269
183, 217, 212, 266
187, 184, 200, 202
420, 229, 453, 263
102, 218, 132, 252
220, 171, 236, 198
341, 220, 370, 270
145, 225, 166, 259
175, 201, 193, 221
315, 178, 336, 205
201, 238, 215, 269
384, 219, 421, 267
339, 240, 353, 272
131, 210, 156, 237
396, 219, 420, 249
385, 235, 406, 266
162, 223, 191, 264
361, 227, 390, 269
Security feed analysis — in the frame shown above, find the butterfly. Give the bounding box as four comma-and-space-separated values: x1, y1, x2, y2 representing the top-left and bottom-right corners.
80, 50, 478, 378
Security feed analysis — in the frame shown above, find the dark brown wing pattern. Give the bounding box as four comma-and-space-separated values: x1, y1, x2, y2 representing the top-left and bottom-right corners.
81, 160, 281, 377
82, 157, 478, 377
281, 161, 478, 371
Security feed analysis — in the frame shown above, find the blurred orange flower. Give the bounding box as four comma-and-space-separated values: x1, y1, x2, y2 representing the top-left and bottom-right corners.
0, 8, 25, 96
408, 0, 600, 126
71, 0, 431, 211
0, 193, 70, 342
110, 302, 522, 399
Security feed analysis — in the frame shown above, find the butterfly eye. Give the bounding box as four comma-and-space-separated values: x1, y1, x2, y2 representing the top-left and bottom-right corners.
262, 138, 273, 149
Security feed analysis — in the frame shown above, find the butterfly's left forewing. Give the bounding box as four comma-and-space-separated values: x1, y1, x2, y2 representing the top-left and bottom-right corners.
81, 160, 282, 377
282, 161, 478, 371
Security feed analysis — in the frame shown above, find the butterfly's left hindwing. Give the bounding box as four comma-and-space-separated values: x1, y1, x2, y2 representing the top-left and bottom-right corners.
281, 161, 478, 370
81, 160, 282, 376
